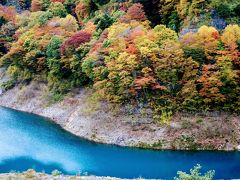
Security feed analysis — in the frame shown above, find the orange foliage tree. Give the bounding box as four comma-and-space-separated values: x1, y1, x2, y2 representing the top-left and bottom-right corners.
181, 25, 240, 111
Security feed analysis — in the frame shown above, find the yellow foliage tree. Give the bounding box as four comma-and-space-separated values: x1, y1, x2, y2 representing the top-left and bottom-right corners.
221, 24, 240, 50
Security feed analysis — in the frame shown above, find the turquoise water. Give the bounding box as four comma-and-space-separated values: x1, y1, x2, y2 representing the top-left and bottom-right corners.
0, 107, 240, 179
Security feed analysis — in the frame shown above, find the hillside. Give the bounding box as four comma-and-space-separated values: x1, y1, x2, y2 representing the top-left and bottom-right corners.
0, 0, 239, 150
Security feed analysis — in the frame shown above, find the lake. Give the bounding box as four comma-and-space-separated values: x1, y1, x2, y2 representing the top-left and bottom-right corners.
0, 107, 239, 179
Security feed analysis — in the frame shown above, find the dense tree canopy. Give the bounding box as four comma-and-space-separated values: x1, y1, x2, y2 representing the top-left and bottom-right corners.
0, 0, 239, 119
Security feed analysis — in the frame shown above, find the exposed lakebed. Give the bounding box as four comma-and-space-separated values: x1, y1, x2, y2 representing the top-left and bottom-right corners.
0, 107, 240, 179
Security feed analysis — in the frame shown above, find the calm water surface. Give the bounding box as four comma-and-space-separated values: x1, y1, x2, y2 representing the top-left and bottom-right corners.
0, 107, 240, 179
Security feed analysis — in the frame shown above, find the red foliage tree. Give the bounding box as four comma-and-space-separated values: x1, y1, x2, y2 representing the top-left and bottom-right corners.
0, 6, 16, 22
119, 2, 128, 12
211, 31, 219, 39
60, 31, 91, 55
31, 0, 43, 12
126, 3, 146, 21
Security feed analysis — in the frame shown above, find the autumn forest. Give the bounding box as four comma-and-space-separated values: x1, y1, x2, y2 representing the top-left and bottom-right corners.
0, 0, 240, 121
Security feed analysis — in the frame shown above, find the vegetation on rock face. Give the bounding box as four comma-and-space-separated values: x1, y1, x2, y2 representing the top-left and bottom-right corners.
0, 0, 239, 121
175, 164, 215, 180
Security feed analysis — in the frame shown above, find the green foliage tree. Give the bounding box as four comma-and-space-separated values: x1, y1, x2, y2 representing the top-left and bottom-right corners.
47, 36, 63, 59
48, 2, 67, 17
174, 164, 215, 180
94, 13, 114, 30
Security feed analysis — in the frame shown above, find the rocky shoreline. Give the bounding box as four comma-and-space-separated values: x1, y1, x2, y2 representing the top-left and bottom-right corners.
0, 68, 240, 150
0, 169, 126, 180
0, 81, 167, 148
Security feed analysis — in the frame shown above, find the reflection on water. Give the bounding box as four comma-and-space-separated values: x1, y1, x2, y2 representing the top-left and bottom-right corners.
0, 157, 67, 174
